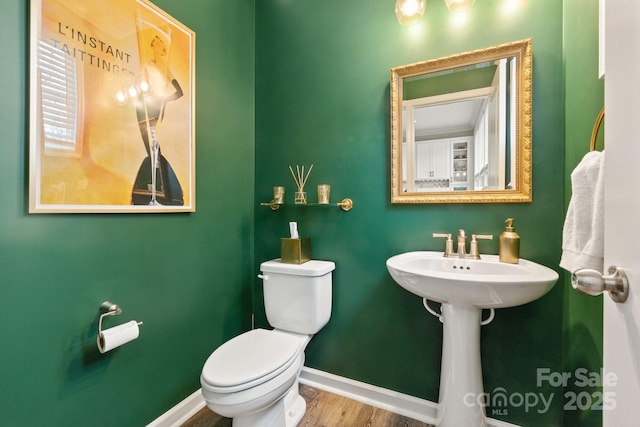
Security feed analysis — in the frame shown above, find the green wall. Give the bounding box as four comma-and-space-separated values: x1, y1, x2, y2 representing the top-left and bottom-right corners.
404, 66, 498, 100
562, 1, 605, 426
254, 1, 565, 426
0, 0, 254, 425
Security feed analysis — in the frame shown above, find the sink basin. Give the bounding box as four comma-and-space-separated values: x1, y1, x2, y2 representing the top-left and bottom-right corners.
386, 251, 559, 308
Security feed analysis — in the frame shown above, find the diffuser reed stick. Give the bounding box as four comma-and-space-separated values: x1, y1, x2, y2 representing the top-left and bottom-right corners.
288, 164, 313, 192
289, 164, 313, 204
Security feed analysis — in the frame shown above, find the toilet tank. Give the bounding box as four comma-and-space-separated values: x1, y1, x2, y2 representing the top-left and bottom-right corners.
259, 259, 335, 335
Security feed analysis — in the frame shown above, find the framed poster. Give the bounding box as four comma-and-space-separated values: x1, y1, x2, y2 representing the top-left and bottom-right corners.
29, 0, 195, 213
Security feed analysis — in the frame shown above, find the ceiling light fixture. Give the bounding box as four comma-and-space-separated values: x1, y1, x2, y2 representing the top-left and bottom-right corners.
444, 0, 476, 12
396, 0, 476, 26
395, 0, 427, 26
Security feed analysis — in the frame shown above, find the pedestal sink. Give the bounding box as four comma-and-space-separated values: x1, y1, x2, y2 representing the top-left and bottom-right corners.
386, 251, 558, 427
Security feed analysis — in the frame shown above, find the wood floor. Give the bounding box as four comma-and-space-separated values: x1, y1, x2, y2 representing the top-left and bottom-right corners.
182, 384, 434, 427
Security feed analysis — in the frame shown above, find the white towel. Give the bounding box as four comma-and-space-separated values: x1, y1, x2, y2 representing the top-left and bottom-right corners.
560, 150, 605, 273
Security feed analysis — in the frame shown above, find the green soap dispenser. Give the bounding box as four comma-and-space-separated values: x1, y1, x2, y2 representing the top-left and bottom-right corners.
499, 218, 520, 263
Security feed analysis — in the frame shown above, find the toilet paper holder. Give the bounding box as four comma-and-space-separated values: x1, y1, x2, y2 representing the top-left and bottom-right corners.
98, 301, 143, 336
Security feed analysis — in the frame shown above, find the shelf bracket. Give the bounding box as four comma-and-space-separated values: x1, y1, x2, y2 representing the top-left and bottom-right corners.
337, 198, 353, 211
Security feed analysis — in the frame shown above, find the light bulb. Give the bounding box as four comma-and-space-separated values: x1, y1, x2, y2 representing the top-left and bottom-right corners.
402, 0, 419, 15
127, 85, 138, 98
395, 0, 426, 26
115, 91, 126, 104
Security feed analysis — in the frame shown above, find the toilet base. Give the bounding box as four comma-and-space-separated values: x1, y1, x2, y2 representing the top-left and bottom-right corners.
233, 380, 306, 427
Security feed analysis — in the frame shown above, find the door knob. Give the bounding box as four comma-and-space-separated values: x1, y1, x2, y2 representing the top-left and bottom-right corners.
571, 266, 629, 303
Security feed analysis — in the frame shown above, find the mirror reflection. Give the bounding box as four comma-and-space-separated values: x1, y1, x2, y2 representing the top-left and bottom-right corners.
391, 39, 532, 203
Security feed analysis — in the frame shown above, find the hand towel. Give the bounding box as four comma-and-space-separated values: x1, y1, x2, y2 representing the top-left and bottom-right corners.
560, 150, 605, 273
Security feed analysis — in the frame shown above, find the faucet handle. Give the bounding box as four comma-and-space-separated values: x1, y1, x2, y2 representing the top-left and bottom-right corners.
469, 234, 493, 259
473, 234, 493, 241
433, 233, 453, 257
433, 233, 452, 238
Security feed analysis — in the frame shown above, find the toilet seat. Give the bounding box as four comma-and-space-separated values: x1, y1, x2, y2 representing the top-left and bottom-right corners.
201, 329, 305, 394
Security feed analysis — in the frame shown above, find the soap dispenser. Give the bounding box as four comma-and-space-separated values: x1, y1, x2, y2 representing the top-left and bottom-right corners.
499, 218, 520, 264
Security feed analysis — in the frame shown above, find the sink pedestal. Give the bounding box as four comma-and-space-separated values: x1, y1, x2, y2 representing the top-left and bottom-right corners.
437, 304, 486, 427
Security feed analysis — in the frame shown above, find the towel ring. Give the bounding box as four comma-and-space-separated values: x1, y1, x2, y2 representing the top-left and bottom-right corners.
589, 107, 605, 152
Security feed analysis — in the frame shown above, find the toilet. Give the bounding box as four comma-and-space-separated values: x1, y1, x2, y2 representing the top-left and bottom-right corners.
200, 259, 335, 427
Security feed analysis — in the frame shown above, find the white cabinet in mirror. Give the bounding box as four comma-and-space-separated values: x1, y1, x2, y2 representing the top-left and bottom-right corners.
403, 137, 472, 192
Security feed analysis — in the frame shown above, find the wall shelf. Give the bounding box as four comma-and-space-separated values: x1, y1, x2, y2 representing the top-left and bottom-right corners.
260, 198, 353, 212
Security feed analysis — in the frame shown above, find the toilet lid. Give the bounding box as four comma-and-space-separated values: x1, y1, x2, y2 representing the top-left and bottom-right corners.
201, 329, 303, 390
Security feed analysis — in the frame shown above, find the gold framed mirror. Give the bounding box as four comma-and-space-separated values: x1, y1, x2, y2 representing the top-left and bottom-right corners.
390, 39, 532, 204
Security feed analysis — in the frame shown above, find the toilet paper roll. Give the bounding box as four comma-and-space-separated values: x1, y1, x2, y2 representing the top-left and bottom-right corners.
97, 320, 140, 353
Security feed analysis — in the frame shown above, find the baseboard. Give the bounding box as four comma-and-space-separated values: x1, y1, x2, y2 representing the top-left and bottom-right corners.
299, 366, 521, 427
146, 388, 205, 427
147, 367, 521, 427
299, 366, 438, 424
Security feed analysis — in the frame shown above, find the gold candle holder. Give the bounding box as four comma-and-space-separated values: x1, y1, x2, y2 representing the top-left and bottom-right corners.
317, 184, 331, 204
273, 186, 285, 204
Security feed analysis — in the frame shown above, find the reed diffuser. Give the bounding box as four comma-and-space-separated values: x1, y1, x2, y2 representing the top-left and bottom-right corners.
289, 164, 313, 204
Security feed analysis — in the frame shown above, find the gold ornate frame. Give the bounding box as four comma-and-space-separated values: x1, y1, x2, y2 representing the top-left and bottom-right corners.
390, 39, 532, 204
